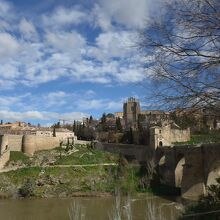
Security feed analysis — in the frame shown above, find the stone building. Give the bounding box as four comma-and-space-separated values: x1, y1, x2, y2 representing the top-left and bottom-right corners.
115, 112, 123, 119
123, 97, 141, 130
150, 122, 190, 149
139, 110, 170, 129
173, 108, 220, 131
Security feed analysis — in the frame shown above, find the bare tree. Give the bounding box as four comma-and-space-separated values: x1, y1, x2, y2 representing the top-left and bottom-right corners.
139, 0, 220, 112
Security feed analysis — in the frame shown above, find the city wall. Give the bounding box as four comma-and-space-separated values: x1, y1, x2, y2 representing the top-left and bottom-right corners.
0, 135, 10, 169
7, 135, 23, 151
0, 134, 61, 157
22, 135, 60, 156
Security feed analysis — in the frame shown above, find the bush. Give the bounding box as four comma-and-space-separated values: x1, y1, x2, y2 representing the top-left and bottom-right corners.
18, 178, 35, 197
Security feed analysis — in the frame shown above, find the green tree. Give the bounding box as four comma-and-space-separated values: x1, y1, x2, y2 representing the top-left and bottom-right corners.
89, 115, 93, 124
100, 113, 108, 131
116, 117, 123, 132
52, 127, 56, 137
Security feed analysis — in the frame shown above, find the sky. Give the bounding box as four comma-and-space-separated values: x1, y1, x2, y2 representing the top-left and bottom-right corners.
0, 0, 162, 125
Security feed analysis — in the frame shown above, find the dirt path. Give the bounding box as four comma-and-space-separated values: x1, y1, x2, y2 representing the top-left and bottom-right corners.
0, 163, 117, 173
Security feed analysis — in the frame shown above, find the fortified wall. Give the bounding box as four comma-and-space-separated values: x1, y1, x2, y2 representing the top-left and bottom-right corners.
0, 134, 61, 157
0, 135, 10, 169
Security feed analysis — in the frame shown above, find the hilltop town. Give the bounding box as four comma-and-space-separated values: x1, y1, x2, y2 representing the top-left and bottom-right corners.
0, 97, 219, 167
0, 97, 219, 201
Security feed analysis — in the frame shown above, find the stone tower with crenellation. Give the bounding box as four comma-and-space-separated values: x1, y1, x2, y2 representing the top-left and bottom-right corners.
123, 97, 141, 130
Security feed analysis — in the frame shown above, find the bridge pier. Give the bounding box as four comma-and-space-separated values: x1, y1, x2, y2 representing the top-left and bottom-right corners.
181, 148, 206, 200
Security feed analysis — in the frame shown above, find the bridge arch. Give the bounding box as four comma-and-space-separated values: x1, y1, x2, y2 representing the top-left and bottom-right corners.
175, 154, 185, 188
158, 155, 165, 167
206, 160, 220, 186
155, 150, 165, 165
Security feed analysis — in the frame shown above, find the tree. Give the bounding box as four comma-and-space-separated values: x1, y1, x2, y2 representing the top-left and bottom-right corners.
100, 113, 108, 131
89, 115, 93, 124
116, 117, 123, 132
53, 127, 56, 137
139, 0, 220, 112
52, 122, 61, 129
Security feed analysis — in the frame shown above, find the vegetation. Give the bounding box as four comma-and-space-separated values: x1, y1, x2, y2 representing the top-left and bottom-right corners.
55, 145, 118, 165
0, 145, 153, 198
19, 178, 36, 197
139, 0, 220, 111
8, 151, 29, 164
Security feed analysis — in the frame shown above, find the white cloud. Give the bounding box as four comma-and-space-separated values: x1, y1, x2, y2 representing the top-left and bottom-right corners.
77, 98, 124, 112
0, 1, 150, 90
88, 31, 136, 61
46, 31, 86, 57
90, 4, 113, 31
0, 110, 88, 122
115, 67, 146, 83
19, 18, 38, 40
0, 33, 20, 58
96, 0, 150, 29
42, 6, 87, 28
0, 0, 12, 17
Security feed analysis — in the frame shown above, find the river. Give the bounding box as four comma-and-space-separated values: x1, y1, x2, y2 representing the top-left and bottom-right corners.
0, 195, 182, 220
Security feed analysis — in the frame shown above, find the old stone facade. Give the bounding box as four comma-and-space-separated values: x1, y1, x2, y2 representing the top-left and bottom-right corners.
150, 122, 190, 149
123, 97, 141, 130
114, 112, 123, 119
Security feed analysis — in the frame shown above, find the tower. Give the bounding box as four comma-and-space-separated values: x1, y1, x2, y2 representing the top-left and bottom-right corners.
123, 97, 141, 130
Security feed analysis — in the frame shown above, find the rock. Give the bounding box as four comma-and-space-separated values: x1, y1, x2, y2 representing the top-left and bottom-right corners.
59, 178, 70, 184
46, 175, 59, 185
36, 179, 44, 186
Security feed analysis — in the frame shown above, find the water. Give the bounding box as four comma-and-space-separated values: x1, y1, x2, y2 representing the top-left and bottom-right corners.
0, 195, 182, 220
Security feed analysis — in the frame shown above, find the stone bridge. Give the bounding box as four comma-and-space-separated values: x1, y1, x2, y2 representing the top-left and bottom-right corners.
95, 142, 220, 200
156, 143, 220, 199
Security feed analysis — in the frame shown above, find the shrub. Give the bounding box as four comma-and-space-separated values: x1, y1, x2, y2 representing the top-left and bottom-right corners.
18, 178, 35, 197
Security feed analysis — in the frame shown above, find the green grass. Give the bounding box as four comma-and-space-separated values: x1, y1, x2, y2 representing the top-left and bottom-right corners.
0, 166, 119, 197
55, 148, 118, 165
8, 151, 29, 164
1, 146, 152, 198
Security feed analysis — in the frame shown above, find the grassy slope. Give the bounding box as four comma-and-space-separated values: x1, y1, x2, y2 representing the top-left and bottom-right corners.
0, 145, 148, 197
55, 147, 118, 165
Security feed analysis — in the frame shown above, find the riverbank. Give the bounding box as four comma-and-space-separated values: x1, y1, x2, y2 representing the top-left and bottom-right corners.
0, 145, 151, 199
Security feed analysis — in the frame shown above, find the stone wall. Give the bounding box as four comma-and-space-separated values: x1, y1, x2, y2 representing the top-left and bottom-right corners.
22, 135, 60, 156
0, 135, 10, 169
0, 134, 61, 157
0, 148, 10, 169
7, 135, 23, 151
150, 124, 190, 149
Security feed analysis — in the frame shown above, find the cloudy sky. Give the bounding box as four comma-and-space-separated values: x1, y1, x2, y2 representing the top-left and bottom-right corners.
0, 0, 161, 125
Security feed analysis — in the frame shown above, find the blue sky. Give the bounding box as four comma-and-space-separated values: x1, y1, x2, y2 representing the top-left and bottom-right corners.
0, 0, 161, 125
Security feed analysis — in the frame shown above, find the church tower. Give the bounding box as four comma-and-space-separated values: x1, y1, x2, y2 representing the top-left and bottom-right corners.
123, 97, 141, 130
